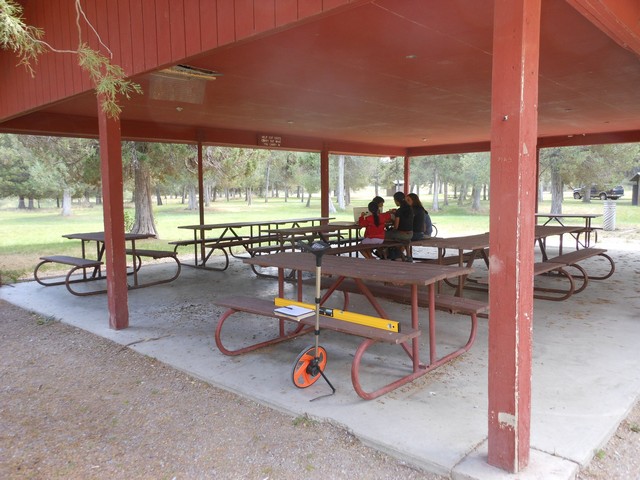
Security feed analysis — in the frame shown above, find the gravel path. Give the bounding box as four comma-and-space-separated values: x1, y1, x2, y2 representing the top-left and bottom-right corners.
1, 299, 638, 479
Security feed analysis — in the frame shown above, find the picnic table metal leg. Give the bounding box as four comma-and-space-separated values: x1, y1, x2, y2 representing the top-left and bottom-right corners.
352, 278, 390, 319
351, 281, 475, 400
538, 237, 549, 261
427, 284, 436, 364
412, 284, 422, 369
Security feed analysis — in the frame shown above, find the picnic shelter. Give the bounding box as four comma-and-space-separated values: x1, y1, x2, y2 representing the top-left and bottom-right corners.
1, 0, 639, 474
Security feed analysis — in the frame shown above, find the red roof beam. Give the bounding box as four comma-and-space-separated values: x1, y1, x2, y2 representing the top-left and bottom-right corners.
566, 0, 640, 56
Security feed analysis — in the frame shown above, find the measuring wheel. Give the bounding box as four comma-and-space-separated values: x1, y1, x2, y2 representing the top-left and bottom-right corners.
292, 345, 328, 388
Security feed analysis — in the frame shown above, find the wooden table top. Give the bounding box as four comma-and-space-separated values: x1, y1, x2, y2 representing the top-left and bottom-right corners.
535, 213, 602, 219
411, 233, 490, 251
267, 224, 359, 236
411, 227, 582, 251
178, 217, 334, 231
244, 252, 473, 285
63, 232, 155, 241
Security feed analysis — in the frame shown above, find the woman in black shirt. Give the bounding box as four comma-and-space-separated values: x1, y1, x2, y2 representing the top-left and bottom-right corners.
384, 192, 414, 259
407, 193, 432, 240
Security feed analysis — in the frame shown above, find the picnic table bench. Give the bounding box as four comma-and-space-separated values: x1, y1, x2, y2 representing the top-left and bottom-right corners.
544, 247, 614, 280
463, 247, 612, 300
124, 248, 182, 287
34, 255, 105, 296
214, 296, 421, 400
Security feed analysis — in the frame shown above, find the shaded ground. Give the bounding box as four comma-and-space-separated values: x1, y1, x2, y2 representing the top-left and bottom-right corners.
0, 301, 441, 479
1, 300, 639, 479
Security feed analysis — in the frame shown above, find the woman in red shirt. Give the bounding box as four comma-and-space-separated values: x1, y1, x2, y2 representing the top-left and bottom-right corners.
358, 201, 392, 259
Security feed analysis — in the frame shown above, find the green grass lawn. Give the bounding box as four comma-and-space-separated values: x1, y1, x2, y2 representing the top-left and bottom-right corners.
1, 190, 638, 282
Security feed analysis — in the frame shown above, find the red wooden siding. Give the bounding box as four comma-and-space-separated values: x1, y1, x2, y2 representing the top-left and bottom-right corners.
155, 0, 172, 66
0, 0, 353, 122
141, 0, 159, 70
276, 0, 299, 25
235, 0, 255, 39
184, 1, 203, 57
217, 1, 236, 46
199, 0, 219, 51
129, 0, 146, 71
254, 1, 276, 34
118, 0, 135, 73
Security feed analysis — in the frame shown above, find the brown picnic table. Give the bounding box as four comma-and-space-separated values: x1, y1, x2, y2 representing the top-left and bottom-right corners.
412, 226, 608, 300
215, 252, 477, 400
535, 213, 602, 248
174, 217, 334, 270
266, 222, 362, 250
34, 231, 180, 295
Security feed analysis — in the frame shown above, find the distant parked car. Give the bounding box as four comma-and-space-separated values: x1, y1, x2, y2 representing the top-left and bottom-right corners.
573, 185, 624, 200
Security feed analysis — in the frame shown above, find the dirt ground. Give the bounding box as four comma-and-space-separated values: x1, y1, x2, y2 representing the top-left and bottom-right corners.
1, 300, 639, 479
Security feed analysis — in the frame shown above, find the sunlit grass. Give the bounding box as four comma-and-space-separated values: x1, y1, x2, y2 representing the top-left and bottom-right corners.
1, 188, 638, 281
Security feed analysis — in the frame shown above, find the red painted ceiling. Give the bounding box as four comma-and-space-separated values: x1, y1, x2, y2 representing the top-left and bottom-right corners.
6, 0, 640, 153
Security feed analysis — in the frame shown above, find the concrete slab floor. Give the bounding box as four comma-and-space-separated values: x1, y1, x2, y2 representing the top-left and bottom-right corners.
2, 240, 639, 479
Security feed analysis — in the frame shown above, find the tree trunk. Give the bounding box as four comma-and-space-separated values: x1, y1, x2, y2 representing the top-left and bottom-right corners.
61, 189, 73, 216
131, 159, 158, 236
247, 187, 252, 206
471, 185, 482, 211
187, 185, 197, 210
264, 162, 271, 203
457, 183, 468, 206
550, 167, 564, 214
18, 196, 26, 209
337, 155, 345, 209
156, 186, 163, 206
432, 169, 440, 212
305, 192, 312, 207
28, 197, 35, 209
203, 184, 210, 207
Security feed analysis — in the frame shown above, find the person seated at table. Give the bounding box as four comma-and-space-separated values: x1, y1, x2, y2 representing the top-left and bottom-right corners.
385, 192, 414, 260
372, 195, 386, 212
406, 193, 433, 240
358, 201, 393, 259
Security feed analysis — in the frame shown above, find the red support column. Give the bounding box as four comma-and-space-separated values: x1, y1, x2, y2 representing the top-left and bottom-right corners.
197, 139, 205, 226
320, 147, 330, 222
488, 0, 541, 472
97, 97, 129, 330
403, 155, 410, 193
535, 146, 541, 212
197, 139, 205, 260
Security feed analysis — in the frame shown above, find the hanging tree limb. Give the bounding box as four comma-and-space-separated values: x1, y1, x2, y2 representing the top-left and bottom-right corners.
0, 0, 142, 118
